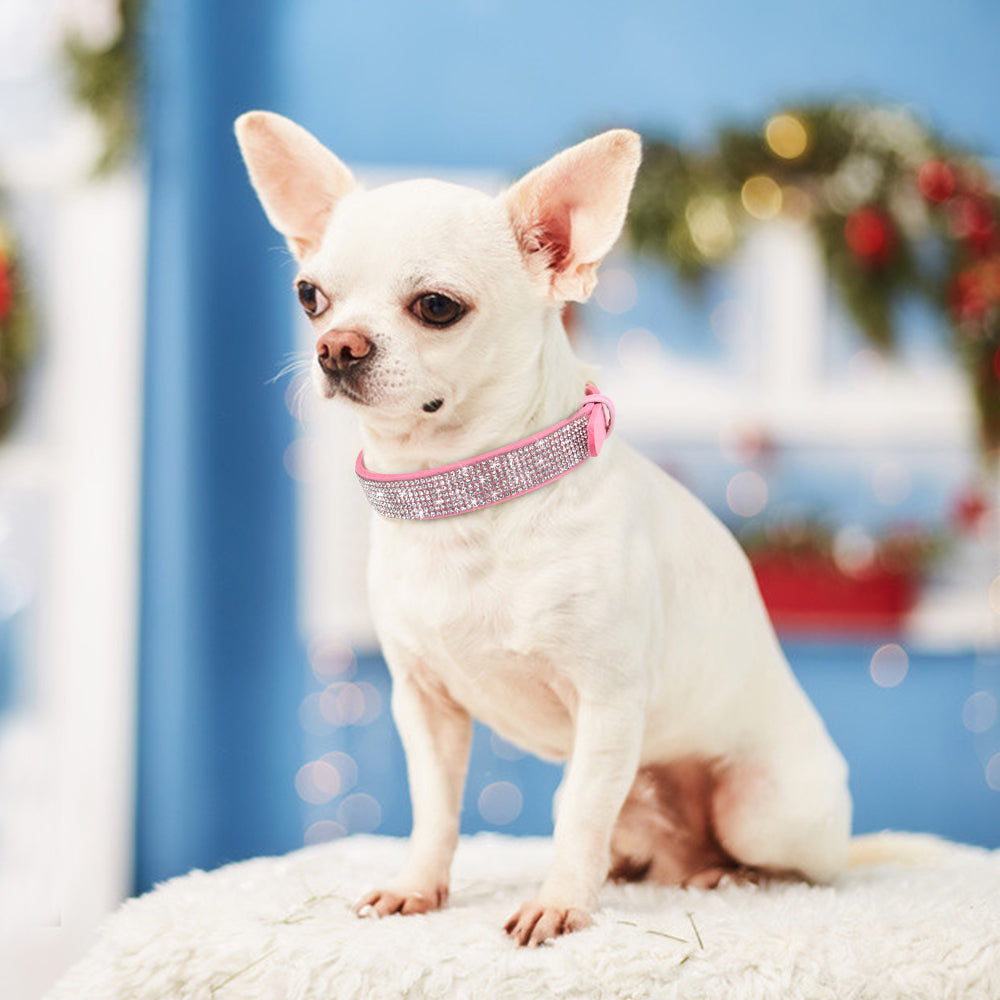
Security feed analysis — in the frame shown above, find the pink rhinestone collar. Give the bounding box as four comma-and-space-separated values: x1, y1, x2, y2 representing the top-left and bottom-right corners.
355, 385, 615, 520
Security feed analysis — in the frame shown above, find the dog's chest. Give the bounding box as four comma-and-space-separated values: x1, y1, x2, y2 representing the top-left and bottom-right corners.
368, 511, 585, 757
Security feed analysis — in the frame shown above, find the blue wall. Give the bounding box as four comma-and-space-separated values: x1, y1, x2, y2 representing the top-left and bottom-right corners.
138, 0, 1000, 891
278, 0, 1000, 170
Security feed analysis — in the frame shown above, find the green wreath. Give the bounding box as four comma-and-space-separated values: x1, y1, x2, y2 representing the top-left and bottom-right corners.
64, 0, 142, 175
0, 220, 33, 438
626, 103, 1000, 451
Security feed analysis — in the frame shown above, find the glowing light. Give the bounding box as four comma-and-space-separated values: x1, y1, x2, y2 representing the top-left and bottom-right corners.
309, 637, 357, 681
490, 732, 526, 761
962, 691, 998, 733
594, 268, 638, 315
986, 753, 1000, 792
872, 461, 911, 507
989, 576, 1000, 615
320, 751, 358, 794
337, 793, 382, 833
686, 195, 735, 258
304, 820, 347, 846
726, 470, 768, 518
765, 114, 808, 159
833, 525, 875, 577
477, 781, 523, 826
319, 682, 367, 726
295, 760, 342, 804
870, 644, 909, 688
283, 439, 318, 482
617, 327, 661, 372
353, 681, 383, 726
740, 175, 783, 221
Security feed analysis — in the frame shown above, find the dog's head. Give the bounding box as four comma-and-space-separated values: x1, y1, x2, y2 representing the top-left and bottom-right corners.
235, 113, 640, 435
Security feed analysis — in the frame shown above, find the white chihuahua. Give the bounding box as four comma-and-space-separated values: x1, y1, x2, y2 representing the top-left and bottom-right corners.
236, 112, 851, 947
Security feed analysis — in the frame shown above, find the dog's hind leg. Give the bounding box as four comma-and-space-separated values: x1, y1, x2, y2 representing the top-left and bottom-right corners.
710, 747, 851, 885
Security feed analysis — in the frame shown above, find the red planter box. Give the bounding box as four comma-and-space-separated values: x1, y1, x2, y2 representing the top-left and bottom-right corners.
750, 552, 920, 634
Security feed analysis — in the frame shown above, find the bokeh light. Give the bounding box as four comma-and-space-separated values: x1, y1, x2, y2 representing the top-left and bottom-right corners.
765, 114, 808, 160
594, 267, 638, 314
685, 195, 735, 258
962, 691, 998, 734
282, 438, 318, 483
319, 682, 367, 726
304, 820, 347, 846
309, 637, 357, 681
617, 326, 662, 372
741, 175, 783, 220
870, 643, 909, 688
337, 793, 382, 833
490, 732, 526, 761
477, 781, 523, 826
321, 751, 358, 793
833, 525, 875, 577
986, 753, 1000, 793
726, 470, 768, 517
294, 759, 342, 804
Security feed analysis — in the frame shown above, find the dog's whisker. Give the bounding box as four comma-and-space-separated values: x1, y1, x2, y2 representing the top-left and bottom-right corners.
268, 353, 313, 386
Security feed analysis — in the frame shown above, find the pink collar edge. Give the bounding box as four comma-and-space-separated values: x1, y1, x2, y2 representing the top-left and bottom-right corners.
355, 385, 615, 483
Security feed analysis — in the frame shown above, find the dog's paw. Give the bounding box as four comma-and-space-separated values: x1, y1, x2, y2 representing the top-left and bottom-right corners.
504, 901, 592, 947
353, 884, 448, 918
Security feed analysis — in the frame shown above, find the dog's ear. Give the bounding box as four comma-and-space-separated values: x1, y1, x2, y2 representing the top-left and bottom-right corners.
235, 111, 356, 259
504, 130, 641, 302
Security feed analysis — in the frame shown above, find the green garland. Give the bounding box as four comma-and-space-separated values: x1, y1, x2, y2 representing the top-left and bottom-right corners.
0, 220, 33, 438
64, 0, 143, 175
626, 103, 1000, 452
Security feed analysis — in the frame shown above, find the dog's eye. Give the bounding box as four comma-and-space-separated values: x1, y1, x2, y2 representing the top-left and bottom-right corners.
410, 293, 465, 328
296, 280, 329, 317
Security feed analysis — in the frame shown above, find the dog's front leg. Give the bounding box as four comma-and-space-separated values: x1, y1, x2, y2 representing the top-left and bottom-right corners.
354, 669, 471, 918
505, 694, 643, 946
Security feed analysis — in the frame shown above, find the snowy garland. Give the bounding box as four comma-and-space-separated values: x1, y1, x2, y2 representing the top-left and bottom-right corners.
627, 104, 1000, 452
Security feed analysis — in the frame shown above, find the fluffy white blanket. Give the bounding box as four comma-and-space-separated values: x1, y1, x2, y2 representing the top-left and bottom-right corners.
46, 833, 1000, 999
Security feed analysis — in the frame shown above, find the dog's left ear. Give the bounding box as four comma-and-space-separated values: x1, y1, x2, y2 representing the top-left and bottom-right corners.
504, 130, 641, 302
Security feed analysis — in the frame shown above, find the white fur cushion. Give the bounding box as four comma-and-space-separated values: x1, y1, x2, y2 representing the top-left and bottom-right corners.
46, 833, 1000, 999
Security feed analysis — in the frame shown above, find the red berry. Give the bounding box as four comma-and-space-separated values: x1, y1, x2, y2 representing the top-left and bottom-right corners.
917, 160, 955, 203
845, 206, 895, 265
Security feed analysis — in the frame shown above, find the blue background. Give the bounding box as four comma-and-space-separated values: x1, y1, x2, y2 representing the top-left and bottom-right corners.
136, 0, 1000, 891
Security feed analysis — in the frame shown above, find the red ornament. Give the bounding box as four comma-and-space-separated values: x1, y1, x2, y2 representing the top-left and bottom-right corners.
950, 269, 988, 324
0, 256, 12, 324
917, 160, 955, 203
949, 195, 998, 256
951, 485, 990, 534
844, 206, 895, 265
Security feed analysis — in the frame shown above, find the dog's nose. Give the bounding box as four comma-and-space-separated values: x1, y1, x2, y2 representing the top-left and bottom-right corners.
316, 329, 373, 373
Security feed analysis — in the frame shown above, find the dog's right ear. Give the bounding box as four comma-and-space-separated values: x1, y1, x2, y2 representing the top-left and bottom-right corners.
234, 111, 355, 260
